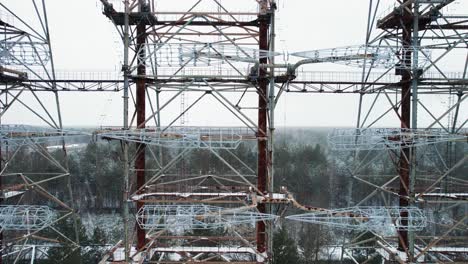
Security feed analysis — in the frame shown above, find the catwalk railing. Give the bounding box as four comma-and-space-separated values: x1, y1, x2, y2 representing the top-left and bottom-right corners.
0, 124, 90, 146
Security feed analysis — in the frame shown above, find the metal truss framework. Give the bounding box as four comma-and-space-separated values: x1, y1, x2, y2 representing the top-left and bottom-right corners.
0, 126, 83, 263
0, 2, 81, 263
286, 206, 428, 233
290, 45, 432, 69
136, 204, 277, 230
0, 205, 55, 231
1, 124, 89, 145
0, 0, 465, 263
338, 1, 468, 262
97, 0, 277, 262
0, 124, 84, 263
98, 126, 256, 149
328, 128, 467, 151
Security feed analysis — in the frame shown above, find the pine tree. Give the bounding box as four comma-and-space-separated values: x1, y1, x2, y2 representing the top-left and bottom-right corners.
81, 226, 108, 264
44, 217, 89, 264
272, 226, 303, 264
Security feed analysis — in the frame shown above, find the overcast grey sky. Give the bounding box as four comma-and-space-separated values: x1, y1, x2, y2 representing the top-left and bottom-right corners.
2, 0, 466, 128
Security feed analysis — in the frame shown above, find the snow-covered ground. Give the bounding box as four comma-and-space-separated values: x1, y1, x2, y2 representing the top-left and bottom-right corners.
81, 212, 130, 243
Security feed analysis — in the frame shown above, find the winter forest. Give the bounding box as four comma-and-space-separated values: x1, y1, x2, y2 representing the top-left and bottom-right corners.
2, 127, 466, 263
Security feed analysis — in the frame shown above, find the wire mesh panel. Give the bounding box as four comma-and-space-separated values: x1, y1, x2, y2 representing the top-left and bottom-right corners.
136, 204, 277, 230
0, 205, 55, 230
0, 124, 89, 146
328, 128, 467, 151
286, 206, 427, 233
138, 43, 281, 67
0, 41, 50, 66
291, 45, 431, 69
98, 126, 256, 149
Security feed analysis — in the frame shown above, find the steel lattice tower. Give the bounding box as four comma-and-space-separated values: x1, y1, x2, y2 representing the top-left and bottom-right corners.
0, 1, 83, 262
326, 1, 468, 262
99, 0, 277, 262
1, 0, 466, 263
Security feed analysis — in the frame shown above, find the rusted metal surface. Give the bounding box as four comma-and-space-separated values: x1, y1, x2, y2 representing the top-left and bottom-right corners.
256, 12, 270, 257
397, 0, 413, 254
135, 17, 147, 251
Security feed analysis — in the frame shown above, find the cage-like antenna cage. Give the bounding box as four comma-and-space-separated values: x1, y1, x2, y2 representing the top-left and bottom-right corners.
136, 43, 281, 68
0, 205, 55, 231
286, 206, 428, 233
0, 41, 50, 66
290, 45, 431, 69
328, 128, 467, 151
136, 204, 277, 230
98, 126, 257, 149
0, 124, 90, 146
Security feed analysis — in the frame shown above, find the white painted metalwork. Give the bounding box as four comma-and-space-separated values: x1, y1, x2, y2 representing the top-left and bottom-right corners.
0, 205, 55, 230
291, 70, 466, 83
0, 41, 50, 66
1, 191, 25, 200
98, 126, 256, 149
138, 43, 280, 67
111, 246, 266, 262
286, 206, 427, 232
132, 192, 249, 201
136, 205, 277, 230
104, 0, 260, 21
376, 1, 456, 26
291, 45, 431, 69
0, 124, 89, 145
0, 9, 15, 25
328, 128, 467, 151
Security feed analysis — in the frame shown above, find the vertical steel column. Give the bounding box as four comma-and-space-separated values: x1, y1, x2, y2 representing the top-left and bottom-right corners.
408, 1, 419, 258
267, 2, 276, 261
398, 0, 412, 254
122, 0, 130, 260
135, 4, 147, 250
411, 1, 419, 130
451, 92, 462, 133
256, 11, 269, 260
